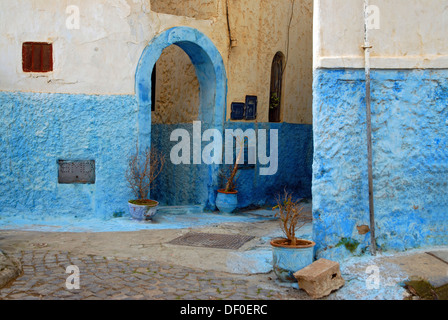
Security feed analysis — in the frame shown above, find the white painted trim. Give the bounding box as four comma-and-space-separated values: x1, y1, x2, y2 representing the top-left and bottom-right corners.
312, 0, 321, 70
316, 55, 448, 69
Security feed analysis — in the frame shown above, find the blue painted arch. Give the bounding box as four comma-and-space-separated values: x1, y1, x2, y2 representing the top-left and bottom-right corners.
135, 27, 227, 209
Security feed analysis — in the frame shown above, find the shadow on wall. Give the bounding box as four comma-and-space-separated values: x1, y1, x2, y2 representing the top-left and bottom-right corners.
151, 121, 314, 209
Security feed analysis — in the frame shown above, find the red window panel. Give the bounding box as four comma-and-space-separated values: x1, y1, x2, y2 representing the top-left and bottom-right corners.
22, 42, 53, 72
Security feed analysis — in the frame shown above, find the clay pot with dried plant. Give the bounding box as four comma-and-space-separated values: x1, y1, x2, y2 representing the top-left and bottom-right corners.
270, 191, 315, 282
216, 144, 243, 213
126, 145, 165, 221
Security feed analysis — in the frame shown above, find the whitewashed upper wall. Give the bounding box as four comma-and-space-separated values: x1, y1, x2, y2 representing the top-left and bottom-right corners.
0, 0, 225, 95
314, 0, 448, 69
0, 0, 313, 124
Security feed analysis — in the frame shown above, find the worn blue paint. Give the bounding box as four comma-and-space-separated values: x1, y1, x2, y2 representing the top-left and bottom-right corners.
0, 27, 314, 220
151, 121, 313, 208
0, 26, 230, 220
215, 191, 238, 213
0, 91, 312, 219
136, 27, 227, 210
313, 68, 448, 260
225, 122, 313, 208
226, 250, 274, 274
0, 206, 277, 233
150, 123, 209, 207
272, 244, 315, 282
128, 201, 159, 221
0, 92, 138, 219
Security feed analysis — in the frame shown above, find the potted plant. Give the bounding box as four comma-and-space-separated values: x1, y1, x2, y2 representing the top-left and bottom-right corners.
126, 145, 165, 221
215, 143, 243, 213
270, 191, 315, 282
269, 92, 280, 110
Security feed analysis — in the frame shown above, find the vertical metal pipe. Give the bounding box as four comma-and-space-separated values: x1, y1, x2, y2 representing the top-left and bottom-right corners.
363, 0, 377, 256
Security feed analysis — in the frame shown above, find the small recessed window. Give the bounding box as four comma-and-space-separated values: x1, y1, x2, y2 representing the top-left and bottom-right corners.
151, 64, 156, 112
269, 52, 285, 123
22, 42, 53, 73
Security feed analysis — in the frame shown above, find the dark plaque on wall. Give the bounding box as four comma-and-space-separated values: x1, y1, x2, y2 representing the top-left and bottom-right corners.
58, 160, 95, 184
230, 102, 245, 120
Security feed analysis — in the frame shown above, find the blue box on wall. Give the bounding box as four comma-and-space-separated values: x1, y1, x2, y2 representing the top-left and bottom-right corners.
245, 95, 257, 120
230, 96, 257, 121
231, 102, 245, 120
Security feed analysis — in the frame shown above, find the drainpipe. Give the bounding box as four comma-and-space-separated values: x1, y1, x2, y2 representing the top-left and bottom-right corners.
363, 0, 377, 256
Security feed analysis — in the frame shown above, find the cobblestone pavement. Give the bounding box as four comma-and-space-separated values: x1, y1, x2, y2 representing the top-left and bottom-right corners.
0, 250, 308, 300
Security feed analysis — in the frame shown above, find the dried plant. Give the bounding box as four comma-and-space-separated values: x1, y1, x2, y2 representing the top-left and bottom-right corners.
219, 165, 239, 193
273, 191, 307, 246
221, 138, 244, 193
126, 145, 165, 200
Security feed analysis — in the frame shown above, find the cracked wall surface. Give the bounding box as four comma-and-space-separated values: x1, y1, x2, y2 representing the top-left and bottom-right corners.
0, 0, 314, 217
313, 0, 448, 258
150, 0, 219, 20
0, 0, 313, 124
152, 45, 200, 125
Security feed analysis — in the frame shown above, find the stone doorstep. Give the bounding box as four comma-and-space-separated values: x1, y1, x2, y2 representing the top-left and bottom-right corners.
0, 251, 23, 289
294, 259, 345, 299
400, 251, 448, 300
405, 277, 448, 300
427, 251, 448, 265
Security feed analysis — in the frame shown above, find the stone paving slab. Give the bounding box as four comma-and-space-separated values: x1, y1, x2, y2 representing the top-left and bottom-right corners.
0, 219, 313, 276
385, 252, 448, 288
1, 204, 446, 301
0, 222, 274, 273
0, 250, 310, 300
427, 250, 448, 265
0, 251, 22, 289
327, 247, 448, 300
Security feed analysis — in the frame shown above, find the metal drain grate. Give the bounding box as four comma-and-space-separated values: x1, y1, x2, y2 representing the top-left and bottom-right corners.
168, 232, 255, 250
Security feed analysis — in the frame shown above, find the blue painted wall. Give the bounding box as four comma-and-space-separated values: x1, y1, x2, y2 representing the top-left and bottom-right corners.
0, 27, 314, 220
313, 68, 448, 259
224, 122, 313, 208
0, 92, 138, 219
151, 122, 313, 208
150, 123, 209, 206
0, 91, 313, 218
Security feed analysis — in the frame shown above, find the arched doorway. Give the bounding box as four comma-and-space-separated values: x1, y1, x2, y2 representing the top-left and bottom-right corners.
135, 27, 227, 210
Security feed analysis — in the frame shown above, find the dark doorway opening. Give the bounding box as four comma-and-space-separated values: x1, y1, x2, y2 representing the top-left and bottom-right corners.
269, 52, 285, 123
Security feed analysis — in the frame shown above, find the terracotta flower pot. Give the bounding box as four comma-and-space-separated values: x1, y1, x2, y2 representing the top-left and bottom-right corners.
270, 238, 316, 282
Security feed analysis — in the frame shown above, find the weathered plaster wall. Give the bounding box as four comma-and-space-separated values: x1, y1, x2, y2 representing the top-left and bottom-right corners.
151, 123, 209, 206
225, 122, 313, 208
313, 0, 448, 258
148, 0, 314, 125
0, 0, 313, 124
314, 0, 448, 69
0, 91, 313, 217
151, 122, 313, 207
313, 69, 448, 259
0, 92, 137, 219
0, 0, 315, 218
151, 0, 219, 20
152, 45, 199, 124
0, 0, 229, 95
226, 0, 313, 124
